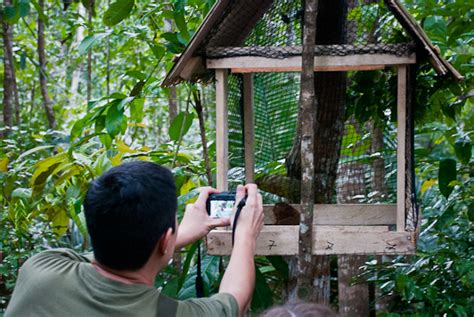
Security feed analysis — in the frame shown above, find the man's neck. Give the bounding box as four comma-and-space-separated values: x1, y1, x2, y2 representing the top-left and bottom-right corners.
92, 260, 155, 286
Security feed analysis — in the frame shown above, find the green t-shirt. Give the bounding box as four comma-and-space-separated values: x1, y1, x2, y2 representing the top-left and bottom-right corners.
5, 248, 238, 317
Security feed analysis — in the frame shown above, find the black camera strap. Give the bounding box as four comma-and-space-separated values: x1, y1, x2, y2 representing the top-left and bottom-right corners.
195, 240, 204, 298
232, 196, 247, 246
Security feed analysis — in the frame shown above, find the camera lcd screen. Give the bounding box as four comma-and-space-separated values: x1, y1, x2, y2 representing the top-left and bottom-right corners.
209, 200, 234, 219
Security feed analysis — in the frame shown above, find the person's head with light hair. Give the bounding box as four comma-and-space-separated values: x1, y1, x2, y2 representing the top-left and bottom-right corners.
261, 301, 339, 317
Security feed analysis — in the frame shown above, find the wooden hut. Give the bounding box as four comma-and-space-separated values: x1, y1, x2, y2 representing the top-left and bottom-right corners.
163, 0, 462, 256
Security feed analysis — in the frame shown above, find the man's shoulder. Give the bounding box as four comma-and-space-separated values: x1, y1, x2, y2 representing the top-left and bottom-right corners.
23, 248, 91, 273
175, 293, 239, 317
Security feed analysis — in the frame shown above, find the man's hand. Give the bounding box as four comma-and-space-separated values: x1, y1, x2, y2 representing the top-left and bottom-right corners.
220, 184, 264, 316
233, 184, 264, 243
176, 187, 230, 249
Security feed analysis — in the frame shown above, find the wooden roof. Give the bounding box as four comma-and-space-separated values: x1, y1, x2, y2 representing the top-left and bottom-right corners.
162, 0, 463, 87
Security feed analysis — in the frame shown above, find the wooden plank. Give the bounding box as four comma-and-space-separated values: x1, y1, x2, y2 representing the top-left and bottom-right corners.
207, 225, 299, 256
207, 226, 415, 255
316, 225, 389, 232
243, 73, 255, 183
215, 69, 229, 191
207, 53, 416, 70
262, 204, 396, 225
397, 66, 407, 232
313, 230, 415, 255
232, 65, 385, 73
179, 57, 203, 80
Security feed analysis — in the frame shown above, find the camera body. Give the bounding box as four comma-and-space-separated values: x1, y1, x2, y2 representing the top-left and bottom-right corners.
207, 192, 236, 218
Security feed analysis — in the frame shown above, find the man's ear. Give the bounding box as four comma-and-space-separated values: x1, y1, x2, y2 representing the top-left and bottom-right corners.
157, 227, 174, 256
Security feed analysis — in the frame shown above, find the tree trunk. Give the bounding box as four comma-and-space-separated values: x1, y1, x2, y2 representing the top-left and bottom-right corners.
1, 0, 16, 134
289, 0, 317, 301
286, 0, 348, 304
169, 87, 178, 124
192, 88, 213, 187
69, 4, 85, 108
38, 0, 56, 129
336, 121, 369, 317
86, 1, 94, 101
338, 255, 369, 316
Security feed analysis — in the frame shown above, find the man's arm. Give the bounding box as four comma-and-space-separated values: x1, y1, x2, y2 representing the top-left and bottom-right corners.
219, 184, 264, 315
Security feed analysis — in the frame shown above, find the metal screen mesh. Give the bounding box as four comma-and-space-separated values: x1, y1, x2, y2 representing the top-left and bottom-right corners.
216, 0, 412, 205
201, 0, 413, 58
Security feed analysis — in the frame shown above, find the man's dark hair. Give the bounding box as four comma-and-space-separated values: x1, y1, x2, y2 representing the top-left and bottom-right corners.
84, 161, 177, 271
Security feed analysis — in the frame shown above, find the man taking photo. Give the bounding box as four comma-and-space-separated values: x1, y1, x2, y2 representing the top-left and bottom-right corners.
6, 161, 264, 316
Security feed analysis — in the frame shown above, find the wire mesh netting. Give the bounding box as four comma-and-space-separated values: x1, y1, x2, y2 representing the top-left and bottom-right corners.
200, 0, 414, 58
226, 69, 399, 205
200, 0, 418, 214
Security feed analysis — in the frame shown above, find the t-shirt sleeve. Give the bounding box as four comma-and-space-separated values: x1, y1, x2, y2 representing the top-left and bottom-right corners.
176, 293, 239, 317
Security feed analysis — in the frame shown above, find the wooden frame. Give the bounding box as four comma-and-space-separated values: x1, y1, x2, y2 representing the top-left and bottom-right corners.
207, 53, 416, 73
215, 69, 229, 191
209, 62, 416, 255
208, 225, 415, 256
243, 73, 255, 182
397, 65, 407, 231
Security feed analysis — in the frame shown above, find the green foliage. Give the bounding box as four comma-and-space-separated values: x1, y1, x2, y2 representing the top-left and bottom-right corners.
360, 96, 473, 316
169, 111, 195, 142
103, 0, 135, 26
438, 158, 456, 198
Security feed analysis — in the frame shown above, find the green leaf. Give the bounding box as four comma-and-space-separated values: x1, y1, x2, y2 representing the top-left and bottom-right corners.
78, 33, 109, 55
100, 134, 113, 149
11, 188, 32, 200
31, 153, 68, 195
125, 70, 146, 80
4, 5, 19, 23
174, 10, 190, 41
18, 0, 30, 18
148, 43, 165, 60
105, 101, 124, 138
454, 137, 472, 165
169, 112, 195, 142
70, 118, 86, 140
438, 158, 457, 199
130, 98, 144, 122
30, 0, 47, 23
266, 256, 289, 279
251, 265, 274, 311
103, 0, 135, 26
20, 51, 26, 69
130, 80, 146, 97
17, 145, 54, 161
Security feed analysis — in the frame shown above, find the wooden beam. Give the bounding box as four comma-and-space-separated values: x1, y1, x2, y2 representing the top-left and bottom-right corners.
243, 73, 255, 183
262, 204, 396, 225
397, 66, 407, 232
313, 230, 415, 255
179, 57, 203, 80
215, 69, 229, 191
207, 225, 415, 255
207, 225, 299, 256
232, 65, 385, 73
317, 225, 389, 232
207, 53, 416, 70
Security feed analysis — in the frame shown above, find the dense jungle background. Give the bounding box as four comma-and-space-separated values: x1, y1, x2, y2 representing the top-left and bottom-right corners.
0, 0, 472, 315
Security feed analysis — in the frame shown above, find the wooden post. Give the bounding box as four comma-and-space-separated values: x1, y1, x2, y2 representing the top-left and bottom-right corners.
216, 69, 229, 191
397, 65, 407, 232
243, 73, 255, 183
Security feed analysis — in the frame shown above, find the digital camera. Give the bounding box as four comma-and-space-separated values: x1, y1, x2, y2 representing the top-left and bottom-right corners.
206, 192, 236, 218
